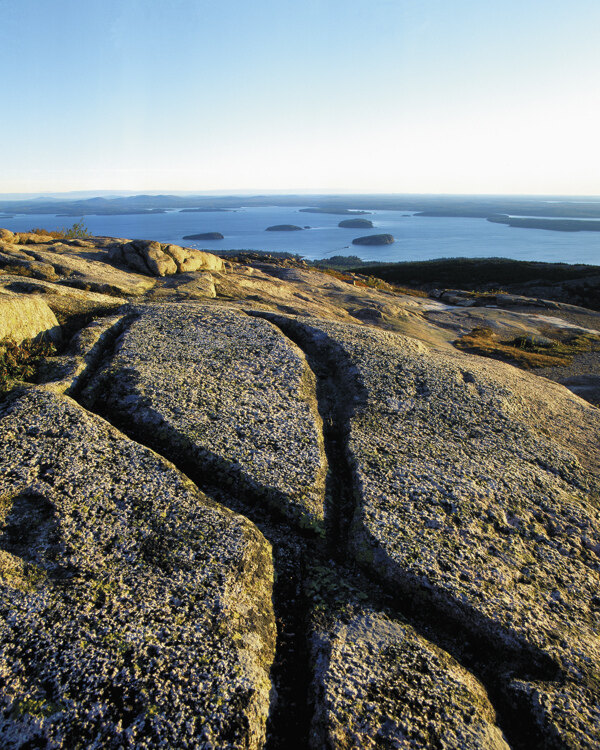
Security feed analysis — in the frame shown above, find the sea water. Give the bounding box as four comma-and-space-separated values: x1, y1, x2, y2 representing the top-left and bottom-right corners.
3, 206, 599, 265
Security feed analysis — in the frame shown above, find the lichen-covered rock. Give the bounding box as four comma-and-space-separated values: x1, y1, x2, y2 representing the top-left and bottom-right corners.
0, 388, 276, 748
311, 609, 509, 749
275, 316, 600, 747
81, 304, 326, 531
0, 291, 61, 344
163, 245, 224, 274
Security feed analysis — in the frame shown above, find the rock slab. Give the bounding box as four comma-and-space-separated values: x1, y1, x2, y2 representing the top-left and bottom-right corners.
0, 388, 276, 748
81, 304, 327, 531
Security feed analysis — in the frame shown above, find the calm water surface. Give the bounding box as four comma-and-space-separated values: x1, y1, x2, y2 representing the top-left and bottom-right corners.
4, 206, 600, 265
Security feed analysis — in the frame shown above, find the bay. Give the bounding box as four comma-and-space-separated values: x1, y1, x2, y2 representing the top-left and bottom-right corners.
3, 205, 599, 265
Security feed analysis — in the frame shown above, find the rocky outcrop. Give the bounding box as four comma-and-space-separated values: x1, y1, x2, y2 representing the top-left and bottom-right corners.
275, 315, 600, 747
110, 239, 225, 276
2, 230, 600, 747
0, 237, 154, 296
0, 275, 125, 324
0, 388, 276, 748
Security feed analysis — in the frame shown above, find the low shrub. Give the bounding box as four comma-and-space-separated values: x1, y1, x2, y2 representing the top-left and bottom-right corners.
0, 338, 56, 394
28, 219, 92, 240
454, 326, 600, 369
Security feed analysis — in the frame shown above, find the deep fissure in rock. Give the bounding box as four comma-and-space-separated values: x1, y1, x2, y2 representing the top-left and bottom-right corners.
60, 309, 568, 749
246, 310, 361, 560
63, 315, 314, 749
67, 311, 139, 399
246, 312, 567, 750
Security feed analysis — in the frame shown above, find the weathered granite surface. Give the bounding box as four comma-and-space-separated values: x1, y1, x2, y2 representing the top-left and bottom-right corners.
0, 235, 155, 297
81, 304, 327, 532
0, 274, 125, 323
0, 388, 275, 748
271, 315, 600, 747
1, 230, 600, 748
311, 608, 509, 749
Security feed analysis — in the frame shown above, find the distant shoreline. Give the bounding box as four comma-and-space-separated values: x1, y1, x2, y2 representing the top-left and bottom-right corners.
487, 215, 600, 232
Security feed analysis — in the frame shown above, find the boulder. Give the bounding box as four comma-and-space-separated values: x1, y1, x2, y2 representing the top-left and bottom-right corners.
162, 244, 225, 273
111, 240, 225, 276
122, 240, 178, 277
0, 388, 276, 748
0, 292, 61, 344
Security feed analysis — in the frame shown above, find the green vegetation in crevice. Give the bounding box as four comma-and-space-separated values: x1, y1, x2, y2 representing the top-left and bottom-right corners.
0, 338, 57, 394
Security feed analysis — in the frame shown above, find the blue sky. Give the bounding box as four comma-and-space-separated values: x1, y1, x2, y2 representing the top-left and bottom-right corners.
2, 0, 599, 194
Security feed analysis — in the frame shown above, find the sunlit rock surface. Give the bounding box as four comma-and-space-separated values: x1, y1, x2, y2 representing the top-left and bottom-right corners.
0, 388, 276, 748
1, 230, 599, 748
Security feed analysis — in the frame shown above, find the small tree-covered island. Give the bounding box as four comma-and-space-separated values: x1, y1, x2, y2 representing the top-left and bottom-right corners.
182, 231, 224, 240
352, 233, 395, 245
265, 224, 304, 231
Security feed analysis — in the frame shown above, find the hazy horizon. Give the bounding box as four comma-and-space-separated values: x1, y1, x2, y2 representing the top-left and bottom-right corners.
2, 190, 600, 202
2, 1, 599, 196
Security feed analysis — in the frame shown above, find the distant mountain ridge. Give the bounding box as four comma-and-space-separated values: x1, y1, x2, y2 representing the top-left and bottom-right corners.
2, 193, 600, 219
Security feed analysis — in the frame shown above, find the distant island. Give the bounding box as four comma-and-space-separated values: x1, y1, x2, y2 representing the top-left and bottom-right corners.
266, 224, 303, 231
180, 208, 234, 213
339, 219, 374, 229
299, 208, 371, 216
57, 208, 168, 217
352, 233, 395, 246
488, 215, 600, 232
3, 193, 600, 221
182, 232, 224, 240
